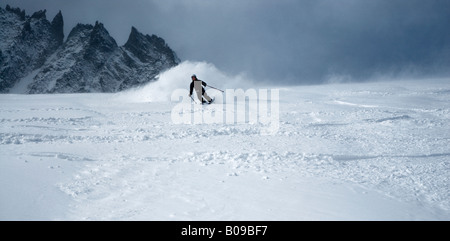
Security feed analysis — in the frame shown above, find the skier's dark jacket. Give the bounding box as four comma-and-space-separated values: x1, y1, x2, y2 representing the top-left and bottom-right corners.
189, 79, 207, 95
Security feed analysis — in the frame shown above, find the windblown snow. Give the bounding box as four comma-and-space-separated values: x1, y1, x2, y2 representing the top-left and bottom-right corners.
1, 62, 449, 220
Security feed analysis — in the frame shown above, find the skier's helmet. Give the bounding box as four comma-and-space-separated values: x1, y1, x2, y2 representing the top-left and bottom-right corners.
191, 74, 197, 79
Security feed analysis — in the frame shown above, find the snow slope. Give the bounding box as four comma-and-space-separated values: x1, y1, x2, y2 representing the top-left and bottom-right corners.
1, 63, 449, 220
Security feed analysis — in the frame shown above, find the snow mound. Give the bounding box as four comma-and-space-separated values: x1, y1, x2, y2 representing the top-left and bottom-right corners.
116, 61, 253, 103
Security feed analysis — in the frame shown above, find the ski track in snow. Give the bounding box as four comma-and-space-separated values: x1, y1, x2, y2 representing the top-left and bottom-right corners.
1, 79, 449, 220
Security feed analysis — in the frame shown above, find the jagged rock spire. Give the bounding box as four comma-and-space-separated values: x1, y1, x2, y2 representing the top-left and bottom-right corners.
51, 11, 64, 45
124, 26, 179, 65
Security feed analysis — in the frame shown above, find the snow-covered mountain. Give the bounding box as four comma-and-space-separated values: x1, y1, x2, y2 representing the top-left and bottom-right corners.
0, 6, 63, 92
0, 5, 179, 94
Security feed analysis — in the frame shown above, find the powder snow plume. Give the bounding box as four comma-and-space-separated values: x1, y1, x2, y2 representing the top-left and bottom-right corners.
116, 61, 253, 103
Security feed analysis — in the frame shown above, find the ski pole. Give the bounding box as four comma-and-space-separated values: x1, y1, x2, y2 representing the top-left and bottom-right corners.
190, 95, 197, 104
207, 85, 224, 92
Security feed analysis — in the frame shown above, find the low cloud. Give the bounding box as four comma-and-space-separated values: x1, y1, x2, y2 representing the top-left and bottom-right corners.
4, 0, 449, 84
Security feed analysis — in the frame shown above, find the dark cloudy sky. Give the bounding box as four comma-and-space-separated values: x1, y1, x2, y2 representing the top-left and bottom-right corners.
2, 0, 450, 84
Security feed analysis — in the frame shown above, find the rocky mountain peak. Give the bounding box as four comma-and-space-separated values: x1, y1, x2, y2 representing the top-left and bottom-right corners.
30, 9, 46, 20
1, 6, 179, 94
0, 6, 65, 92
5, 4, 25, 20
124, 26, 179, 65
51, 11, 64, 45
89, 21, 118, 52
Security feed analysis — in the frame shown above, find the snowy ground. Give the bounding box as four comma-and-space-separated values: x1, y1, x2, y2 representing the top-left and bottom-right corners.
1, 68, 449, 220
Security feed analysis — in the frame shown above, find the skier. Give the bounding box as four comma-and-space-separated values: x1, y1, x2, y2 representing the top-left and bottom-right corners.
189, 74, 213, 104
